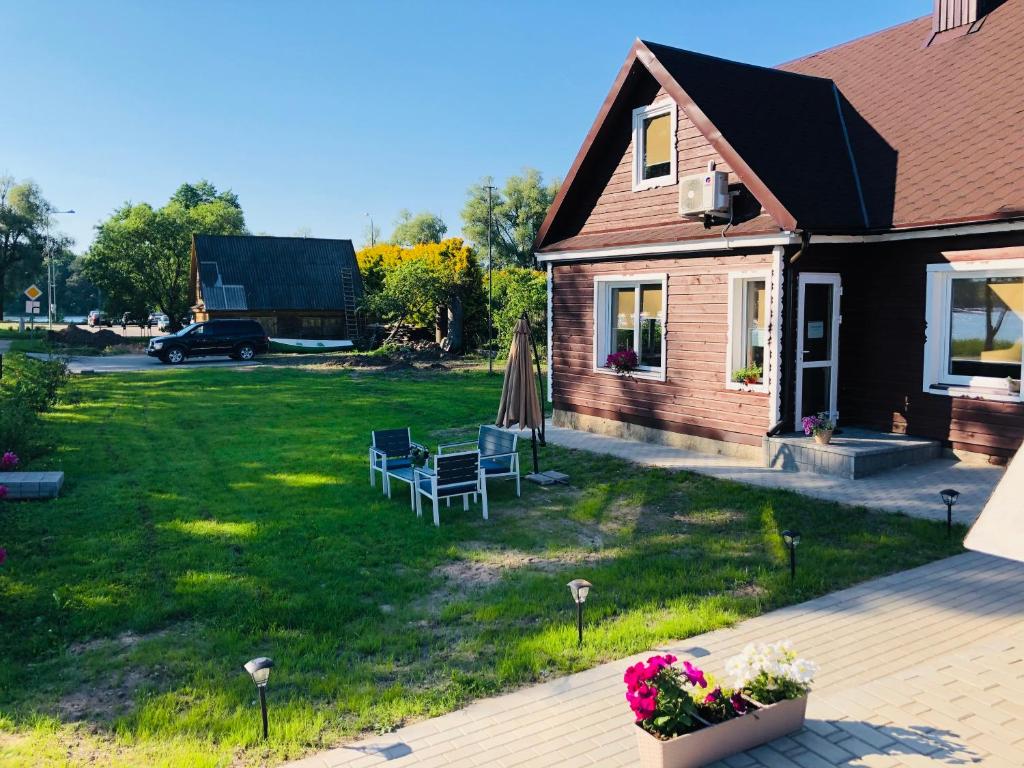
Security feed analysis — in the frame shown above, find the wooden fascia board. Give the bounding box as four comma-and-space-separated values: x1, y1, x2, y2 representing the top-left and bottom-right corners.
635, 43, 798, 232
533, 40, 647, 251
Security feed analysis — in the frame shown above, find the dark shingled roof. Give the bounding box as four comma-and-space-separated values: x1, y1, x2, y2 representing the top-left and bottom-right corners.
193, 235, 361, 312
537, 1, 1024, 251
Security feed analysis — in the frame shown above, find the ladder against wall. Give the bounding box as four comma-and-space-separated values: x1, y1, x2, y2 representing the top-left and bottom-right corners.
340, 268, 361, 339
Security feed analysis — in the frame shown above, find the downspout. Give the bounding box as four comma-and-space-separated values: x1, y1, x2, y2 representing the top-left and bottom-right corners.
766, 230, 810, 437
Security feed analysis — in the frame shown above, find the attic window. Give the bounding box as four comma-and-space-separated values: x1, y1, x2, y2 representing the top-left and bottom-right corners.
632, 102, 677, 191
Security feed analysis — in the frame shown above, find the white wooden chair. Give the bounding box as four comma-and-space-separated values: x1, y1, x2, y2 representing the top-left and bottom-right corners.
414, 450, 487, 527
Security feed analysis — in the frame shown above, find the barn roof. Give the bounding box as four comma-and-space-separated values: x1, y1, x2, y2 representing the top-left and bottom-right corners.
192, 235, 361, 312
536, 0, 1024, 252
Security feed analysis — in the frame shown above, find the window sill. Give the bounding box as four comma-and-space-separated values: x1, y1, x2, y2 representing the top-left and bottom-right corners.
593, 366, 666, 382
726, 381, 768, 394
925, 384, 1023, 403
632, 176, 677, 193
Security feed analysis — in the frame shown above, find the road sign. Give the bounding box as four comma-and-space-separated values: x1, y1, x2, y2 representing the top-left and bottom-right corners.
25, 300, 41, 314
24, 284, 42, 301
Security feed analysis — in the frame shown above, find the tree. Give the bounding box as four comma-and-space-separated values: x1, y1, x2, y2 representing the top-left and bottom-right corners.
83, 182, 246, 330
389, 209, 448, 246
0, 176, 51, 320
357, 238, 485, 349
461, 168, 560, 268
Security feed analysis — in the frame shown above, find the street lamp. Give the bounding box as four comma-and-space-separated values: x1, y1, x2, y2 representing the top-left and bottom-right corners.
567, 578, 592, 646
940, 488, 960, 538
45, 209, 75, 329
364, 212, 375, 247
243, 656, 274, 740
781, 530, 801, 580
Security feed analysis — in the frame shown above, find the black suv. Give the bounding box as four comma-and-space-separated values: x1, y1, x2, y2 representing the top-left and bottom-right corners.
147, 319, 270, 364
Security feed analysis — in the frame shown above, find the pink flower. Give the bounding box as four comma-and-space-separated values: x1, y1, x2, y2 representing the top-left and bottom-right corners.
682, 661, 708, 688
0, 485, 6, 499
623, 662, 647, 690
0, 547, 6, 565
704, 687, 722, 704
627, 683, 658, 721
730, 692, 749, 714
0, 452, 18, 470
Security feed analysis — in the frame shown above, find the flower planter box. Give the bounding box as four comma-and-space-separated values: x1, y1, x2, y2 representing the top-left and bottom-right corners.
634, 696, 808, 768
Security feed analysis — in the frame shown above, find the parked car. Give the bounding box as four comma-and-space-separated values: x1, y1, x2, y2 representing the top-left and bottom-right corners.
87, 310, 112, 327
156, 314, 172, 332
147, 319, 270, 364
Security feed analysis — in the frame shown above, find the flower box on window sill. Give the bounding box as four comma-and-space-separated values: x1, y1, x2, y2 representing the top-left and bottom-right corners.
634, 695, 808, 768
725, 381, 768, 394
594, 366, 666, 382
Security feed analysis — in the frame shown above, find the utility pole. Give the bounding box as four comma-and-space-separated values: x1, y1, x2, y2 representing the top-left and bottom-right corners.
45, 209, 75, 328
485, 185, 496, 375
364, 212, 375, 247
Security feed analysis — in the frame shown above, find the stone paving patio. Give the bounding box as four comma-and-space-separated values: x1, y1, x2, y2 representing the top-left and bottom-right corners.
286, 552, 1024, 768
533, 424, 1004, 525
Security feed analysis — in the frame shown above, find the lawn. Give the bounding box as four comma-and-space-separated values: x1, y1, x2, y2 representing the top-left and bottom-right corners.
0, 365, 965, 767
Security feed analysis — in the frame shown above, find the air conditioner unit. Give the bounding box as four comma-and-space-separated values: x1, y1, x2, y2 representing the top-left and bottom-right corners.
679, 171, 730, 217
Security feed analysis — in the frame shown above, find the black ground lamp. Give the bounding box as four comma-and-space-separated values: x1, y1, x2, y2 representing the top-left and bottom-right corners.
781, 530, 801, 580
940, 488, 960, 538
244, 657, 274, 740
567, 579, 592, 647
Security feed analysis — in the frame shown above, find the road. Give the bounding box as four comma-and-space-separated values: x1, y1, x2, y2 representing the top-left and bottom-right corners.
26, 352, 257, 374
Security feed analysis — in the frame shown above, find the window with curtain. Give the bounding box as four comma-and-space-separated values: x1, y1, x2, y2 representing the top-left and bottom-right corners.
595, 276, 667, 378
727, 273, 770, 388
632, 102, 676, 190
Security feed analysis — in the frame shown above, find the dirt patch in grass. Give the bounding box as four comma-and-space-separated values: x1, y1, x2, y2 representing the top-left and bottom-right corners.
67, 628, 169, 656
432, 543, 612, 591
58, 669, 151, 722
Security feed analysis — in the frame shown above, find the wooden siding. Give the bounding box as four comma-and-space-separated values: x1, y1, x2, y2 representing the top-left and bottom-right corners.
577, 87, 734, 237
795, 236, 1024, 461
552, 253, 774, 447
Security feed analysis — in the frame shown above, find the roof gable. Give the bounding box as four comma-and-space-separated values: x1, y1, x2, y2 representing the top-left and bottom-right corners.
191, 235, 361, 312
536, 40, 874, 251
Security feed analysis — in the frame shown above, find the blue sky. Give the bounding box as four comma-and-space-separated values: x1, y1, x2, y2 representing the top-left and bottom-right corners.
4, 0, 926, 252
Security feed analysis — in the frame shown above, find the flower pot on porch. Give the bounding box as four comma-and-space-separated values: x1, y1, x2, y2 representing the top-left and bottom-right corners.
634, 696, 808, 768
813, 430, 833, 445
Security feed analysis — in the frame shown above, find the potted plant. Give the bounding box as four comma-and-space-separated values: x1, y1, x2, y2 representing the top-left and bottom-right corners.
627, 642, 816, 768
801, 412, 835, 445
731, 364, 762, 386
607, 349, 639, 377
1007, 377, 1021, 396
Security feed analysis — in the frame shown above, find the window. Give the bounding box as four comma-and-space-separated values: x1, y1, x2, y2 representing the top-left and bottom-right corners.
924, 261, 1024, 398
727, 272, 770, 390
594, 275, 667, 379
632, 102, 677, 191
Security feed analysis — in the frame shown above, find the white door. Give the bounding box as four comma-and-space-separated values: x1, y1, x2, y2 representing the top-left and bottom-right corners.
795, 273, 841, 431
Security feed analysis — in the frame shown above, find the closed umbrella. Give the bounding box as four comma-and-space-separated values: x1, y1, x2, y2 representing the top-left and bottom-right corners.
497, 315, 544, 474
964, 445, 1024, 562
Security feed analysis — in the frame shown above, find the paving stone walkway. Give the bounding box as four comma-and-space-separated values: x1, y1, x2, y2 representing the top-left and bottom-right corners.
534, 425, 1004, 525
286, 552, 1024, 768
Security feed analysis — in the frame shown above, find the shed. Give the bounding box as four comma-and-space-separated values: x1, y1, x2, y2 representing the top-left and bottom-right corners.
190, 234, 362, 340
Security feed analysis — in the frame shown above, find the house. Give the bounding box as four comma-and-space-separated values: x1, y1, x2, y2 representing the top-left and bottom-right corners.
190, 234, 363, 340
535, 0, 1024, 464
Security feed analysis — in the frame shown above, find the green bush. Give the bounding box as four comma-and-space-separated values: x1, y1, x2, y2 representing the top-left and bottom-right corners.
0, 393, 39, 458
490, 267, 547, 357
0, 353, 70, 413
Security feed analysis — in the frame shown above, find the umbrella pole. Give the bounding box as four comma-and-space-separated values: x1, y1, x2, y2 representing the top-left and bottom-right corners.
531, 429, 539, 475
522, 312, 546, 446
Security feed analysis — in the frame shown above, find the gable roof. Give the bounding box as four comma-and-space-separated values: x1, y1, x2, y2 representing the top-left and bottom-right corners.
537, 1, 1024, 252
191, 235, 361, 312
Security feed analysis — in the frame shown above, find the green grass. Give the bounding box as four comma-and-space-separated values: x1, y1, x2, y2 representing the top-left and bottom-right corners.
0, 366, 964, 767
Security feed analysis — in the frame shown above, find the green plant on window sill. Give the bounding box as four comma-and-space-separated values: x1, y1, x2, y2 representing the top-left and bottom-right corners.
731, 364, 763, 386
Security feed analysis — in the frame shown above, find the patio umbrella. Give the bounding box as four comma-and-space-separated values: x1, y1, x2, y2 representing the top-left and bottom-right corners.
496, 315, 544, 474
964, 446, 1024, 562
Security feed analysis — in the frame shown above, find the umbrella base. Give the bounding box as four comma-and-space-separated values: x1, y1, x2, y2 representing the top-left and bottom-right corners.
526, 470, 569, 485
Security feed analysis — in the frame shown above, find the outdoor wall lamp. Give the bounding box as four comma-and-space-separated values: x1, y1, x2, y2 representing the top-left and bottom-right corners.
244, 656, 274, 740
781, 530, 801, 580
567, 579, 592, 647
940, 488, 960, 538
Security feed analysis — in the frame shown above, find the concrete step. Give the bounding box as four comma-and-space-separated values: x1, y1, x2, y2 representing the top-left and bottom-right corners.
766, 428, 941, 479
0, 471, 64, 499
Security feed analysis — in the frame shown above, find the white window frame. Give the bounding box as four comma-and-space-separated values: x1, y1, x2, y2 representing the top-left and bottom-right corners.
631, 101, 677, 192
593, 273, 667, 382
924, 259, 1024, 402
726, 269, 772, 393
